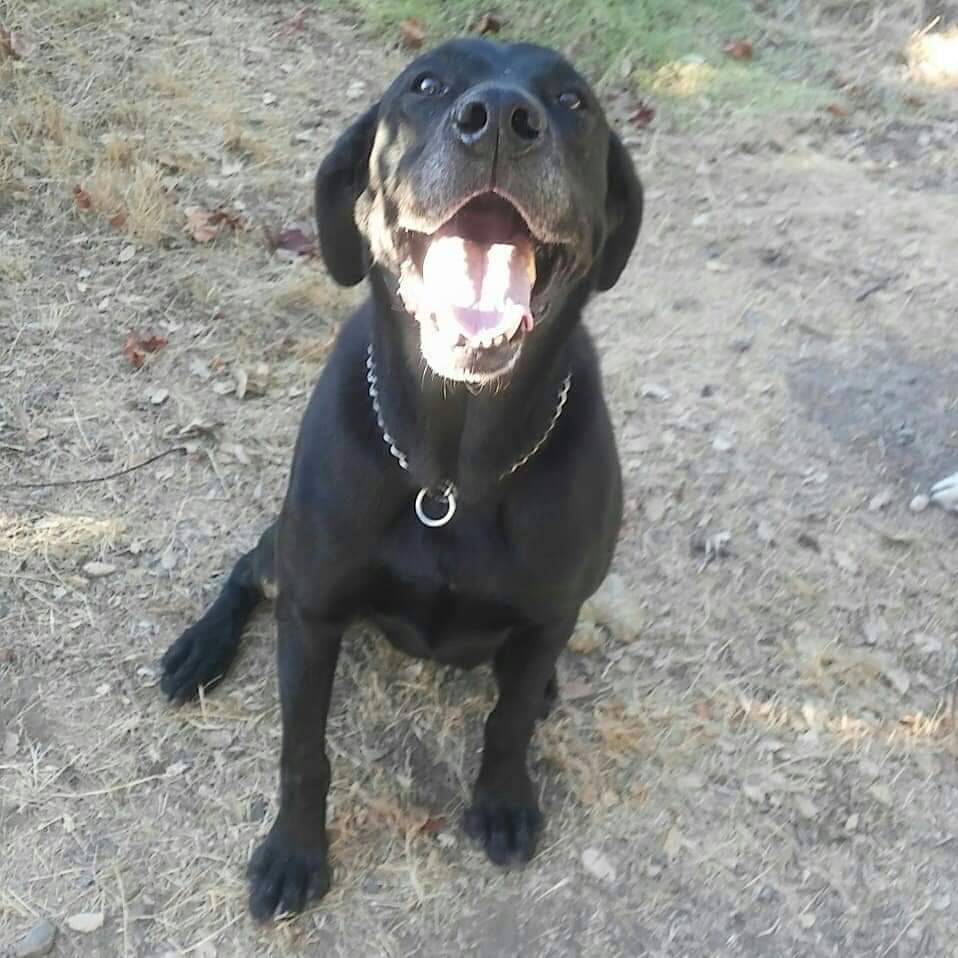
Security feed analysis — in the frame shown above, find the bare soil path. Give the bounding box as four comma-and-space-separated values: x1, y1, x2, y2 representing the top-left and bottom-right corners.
2, 3, 957, 955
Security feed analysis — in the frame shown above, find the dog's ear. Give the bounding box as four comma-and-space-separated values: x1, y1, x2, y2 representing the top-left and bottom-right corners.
314, 104, 379, 287
596, 132, 643, 292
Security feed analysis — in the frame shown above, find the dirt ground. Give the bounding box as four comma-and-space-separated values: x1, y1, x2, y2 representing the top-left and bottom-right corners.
2, 2, 958, 956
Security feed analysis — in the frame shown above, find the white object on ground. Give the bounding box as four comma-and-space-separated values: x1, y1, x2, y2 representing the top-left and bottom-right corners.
930, 472, 958, 512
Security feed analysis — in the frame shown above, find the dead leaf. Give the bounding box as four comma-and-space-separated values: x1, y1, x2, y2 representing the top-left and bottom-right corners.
184, 207, 220, 244
266, 226, 316, 258
282, 7, 309, 35
826, 103, 849, 118
418, 816, 447, 835
123, 333, 145, 368
73, 185, 92, 210
723, 39, 753, 61
109, 210, 128, 229
139, 333, 168, 353
183, 206, 245, 243
213, 208, 246, 229
628, 101, 656, 129
399, 17, 425, 49
122, 330, 168, 368
0, 26, 31, 60
233, 362, 269, 399
475, 13, 503, 34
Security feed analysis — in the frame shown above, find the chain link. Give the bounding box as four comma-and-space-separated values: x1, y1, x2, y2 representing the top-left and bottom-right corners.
366, 344, 571, 525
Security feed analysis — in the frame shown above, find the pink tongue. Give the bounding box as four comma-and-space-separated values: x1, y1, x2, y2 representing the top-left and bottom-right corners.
421, 233, 534, 340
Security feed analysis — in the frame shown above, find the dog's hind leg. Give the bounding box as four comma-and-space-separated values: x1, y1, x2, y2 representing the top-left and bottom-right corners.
161, 522, 276, 703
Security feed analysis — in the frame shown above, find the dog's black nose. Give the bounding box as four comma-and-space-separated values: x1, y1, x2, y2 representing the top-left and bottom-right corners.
452, 85, 546, 156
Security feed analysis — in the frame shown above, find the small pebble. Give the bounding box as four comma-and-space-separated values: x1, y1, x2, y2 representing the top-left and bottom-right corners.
249, 796, 268, 823
909, 494, 929, 513
361, 874, 383, 894
640, 383, 670, 401
66, 911, 104, 933
581, 847, 617, 882
14, 919, 57, 958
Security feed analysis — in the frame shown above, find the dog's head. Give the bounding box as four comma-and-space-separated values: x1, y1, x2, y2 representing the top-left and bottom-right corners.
316, 39, 642, 383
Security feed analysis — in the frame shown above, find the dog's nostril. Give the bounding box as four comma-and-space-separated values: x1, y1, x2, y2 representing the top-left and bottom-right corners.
456, 101, 488, 137
510, 106, 541, 142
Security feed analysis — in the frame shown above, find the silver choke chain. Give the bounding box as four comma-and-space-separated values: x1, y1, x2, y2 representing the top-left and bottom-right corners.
366, 344, 571, 528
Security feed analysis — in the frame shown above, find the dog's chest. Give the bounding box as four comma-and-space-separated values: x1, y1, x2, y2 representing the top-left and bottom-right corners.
366, 508, 533, 666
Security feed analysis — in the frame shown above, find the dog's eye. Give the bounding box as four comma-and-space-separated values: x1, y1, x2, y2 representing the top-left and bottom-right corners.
557, 90, 584, 111
414, 74, 445, 97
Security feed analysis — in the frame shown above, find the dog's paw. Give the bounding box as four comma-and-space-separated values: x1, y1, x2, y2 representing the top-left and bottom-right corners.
247, 826, 331, 922
931, 472, 958, 512
465, 788, 542, 865
159, 619, 236, 704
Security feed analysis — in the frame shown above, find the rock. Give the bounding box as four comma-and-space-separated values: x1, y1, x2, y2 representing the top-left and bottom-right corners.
909, 493, 929, 512
82, 561, 117, 578
582, 573, 645, 642
14, 919, 57, 957
930, 472, 958, 511
640, 382, 670, 401
248, 796, 268, 823
581, 847, 617, 882
66, 911, 104, 933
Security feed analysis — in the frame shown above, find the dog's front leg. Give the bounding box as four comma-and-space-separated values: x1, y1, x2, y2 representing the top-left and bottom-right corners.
247, 597, 342, 921
466, 615, 576, 865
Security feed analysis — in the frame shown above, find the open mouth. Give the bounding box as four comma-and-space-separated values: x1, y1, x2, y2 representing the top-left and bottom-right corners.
397, 193, 563, 380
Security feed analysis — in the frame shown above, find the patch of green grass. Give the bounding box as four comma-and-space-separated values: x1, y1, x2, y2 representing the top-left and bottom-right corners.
51, 0, 118, 24
327, 0, 836, 121
334, 0, 753, 84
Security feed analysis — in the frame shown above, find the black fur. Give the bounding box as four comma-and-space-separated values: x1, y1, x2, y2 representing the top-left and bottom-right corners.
161, 38, 642, 921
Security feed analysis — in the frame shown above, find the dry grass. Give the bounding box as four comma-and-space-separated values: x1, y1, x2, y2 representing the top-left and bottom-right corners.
3, 1, 958, 956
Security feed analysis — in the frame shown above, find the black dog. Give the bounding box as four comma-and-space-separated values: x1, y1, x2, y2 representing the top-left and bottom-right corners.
161, 38, 642, 921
